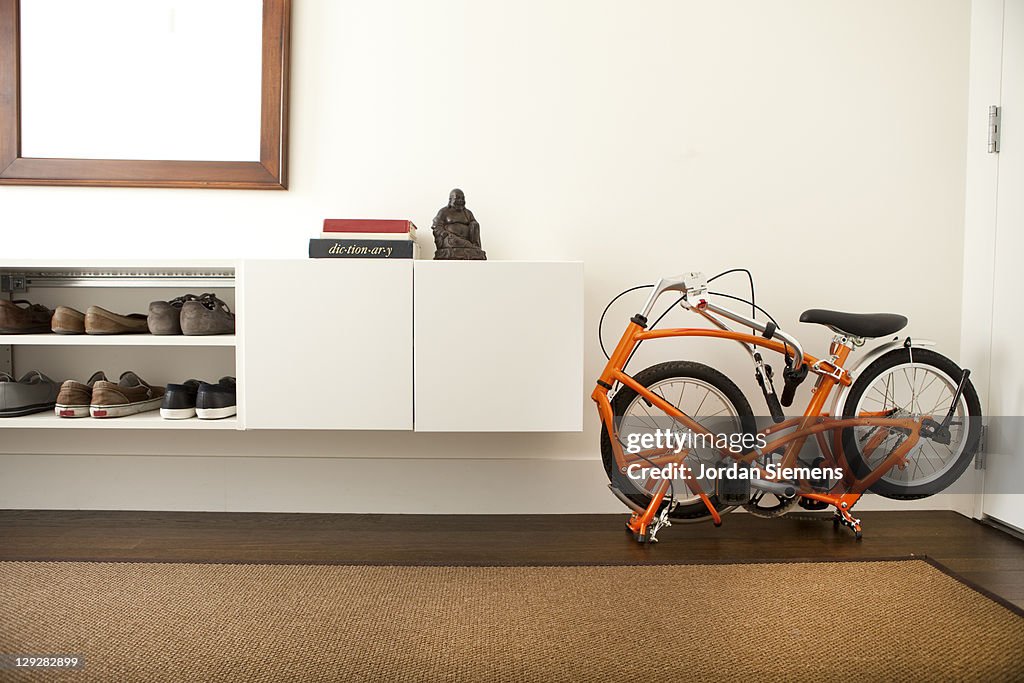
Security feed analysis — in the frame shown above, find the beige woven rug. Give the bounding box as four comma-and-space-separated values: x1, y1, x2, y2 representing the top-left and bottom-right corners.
1, 559, 1022, 682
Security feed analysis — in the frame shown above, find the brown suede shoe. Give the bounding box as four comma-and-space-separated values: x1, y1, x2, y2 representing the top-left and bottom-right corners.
90, 371, 165, 418
180, 293, 235, 335
0, 299, 53, 334
148, 294, 200, 335
55, 371, 109, 418
52, 306, 86, 334
85, 306, 150, 335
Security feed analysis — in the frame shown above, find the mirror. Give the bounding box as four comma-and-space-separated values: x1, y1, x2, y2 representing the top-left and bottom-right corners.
0, 0, 289, 189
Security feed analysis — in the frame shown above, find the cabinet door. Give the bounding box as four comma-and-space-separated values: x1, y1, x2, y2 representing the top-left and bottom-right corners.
414, 261, 584, 432
240, 259, 412, 430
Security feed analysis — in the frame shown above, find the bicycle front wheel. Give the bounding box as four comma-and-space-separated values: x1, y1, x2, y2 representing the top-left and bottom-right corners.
841, 348, 982, 499
600, 361, 757, 521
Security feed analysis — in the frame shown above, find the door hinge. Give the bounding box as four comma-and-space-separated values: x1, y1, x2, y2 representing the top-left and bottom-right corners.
974, 424, 988, 470
988, 105, 1000, 153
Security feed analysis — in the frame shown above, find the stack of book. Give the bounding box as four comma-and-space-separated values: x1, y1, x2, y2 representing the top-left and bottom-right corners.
308, 219, 420, 259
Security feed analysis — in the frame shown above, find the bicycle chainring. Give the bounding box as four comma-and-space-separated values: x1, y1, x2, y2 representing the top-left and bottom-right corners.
742, 448, 799, 518
742, 489, 799, 518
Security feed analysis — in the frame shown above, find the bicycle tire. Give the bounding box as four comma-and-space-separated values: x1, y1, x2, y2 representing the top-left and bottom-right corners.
599, 361, 757, 521
840, 348, 982, 499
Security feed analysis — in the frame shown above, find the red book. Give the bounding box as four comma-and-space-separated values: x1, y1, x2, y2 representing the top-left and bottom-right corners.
322, 219, 417, 234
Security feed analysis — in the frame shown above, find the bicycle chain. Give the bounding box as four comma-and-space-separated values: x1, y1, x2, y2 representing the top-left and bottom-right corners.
781, 511, 836, 523
743, 499, 836, 522
742, 495, 798, 518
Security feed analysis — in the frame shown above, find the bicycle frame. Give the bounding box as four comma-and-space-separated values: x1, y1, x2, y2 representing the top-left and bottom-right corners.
594, 286, 929, 540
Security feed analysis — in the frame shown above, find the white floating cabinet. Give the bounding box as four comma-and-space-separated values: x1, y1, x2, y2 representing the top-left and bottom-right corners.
0, 259, 583, 433
239, 259, 414, 430
413, 261, 584, 432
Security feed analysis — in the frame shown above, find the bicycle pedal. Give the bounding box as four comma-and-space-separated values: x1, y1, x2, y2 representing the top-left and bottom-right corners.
798, 497, 829, 511
715, 465, 752, 505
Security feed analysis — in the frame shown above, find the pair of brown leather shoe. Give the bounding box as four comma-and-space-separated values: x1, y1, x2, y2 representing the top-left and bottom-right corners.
0, 299, 52, 333
52, 306, 148, 335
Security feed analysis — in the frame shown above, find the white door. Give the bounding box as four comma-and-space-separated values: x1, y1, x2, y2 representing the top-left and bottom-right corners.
980, 0, 1024, 530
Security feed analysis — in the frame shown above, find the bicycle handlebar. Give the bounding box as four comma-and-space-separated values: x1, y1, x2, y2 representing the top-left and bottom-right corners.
638, 273, 808, 377
700, 301, 806, 370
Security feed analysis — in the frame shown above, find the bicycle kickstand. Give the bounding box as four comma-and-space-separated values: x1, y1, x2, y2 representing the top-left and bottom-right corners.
832, 508, 863, 541
627, 503, 673, 544
626, 479, 673, 544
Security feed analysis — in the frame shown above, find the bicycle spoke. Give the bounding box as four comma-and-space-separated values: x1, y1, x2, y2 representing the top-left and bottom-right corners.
925, 391, 956, 417
918, 374, 940, 400
869, 384, 891, 403
902, 369, 919, 415
912, 365, 921, 412
694, 387, 711, 417
634, 403, 660, 430
652, 386, 672, 409
925, 440, 952, 471
674, 382, 686, 412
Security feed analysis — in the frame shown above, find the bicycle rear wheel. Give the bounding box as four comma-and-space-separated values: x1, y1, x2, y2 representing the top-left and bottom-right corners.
600, 361, 757, 521
841, 348, 982, 499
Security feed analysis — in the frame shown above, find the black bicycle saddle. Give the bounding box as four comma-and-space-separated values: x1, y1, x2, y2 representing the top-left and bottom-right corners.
799, 309, 907, 338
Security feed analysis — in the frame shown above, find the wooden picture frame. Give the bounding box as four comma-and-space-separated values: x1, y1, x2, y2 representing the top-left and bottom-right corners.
0, 0, 289, 190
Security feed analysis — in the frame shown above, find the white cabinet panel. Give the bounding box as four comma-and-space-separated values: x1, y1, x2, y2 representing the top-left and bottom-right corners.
240, 259, 413, 430
414, 261, 584, 432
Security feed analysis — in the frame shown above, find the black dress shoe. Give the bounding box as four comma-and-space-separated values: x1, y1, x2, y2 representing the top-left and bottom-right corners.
196, 377, 236, 420
160, 379, 201, 420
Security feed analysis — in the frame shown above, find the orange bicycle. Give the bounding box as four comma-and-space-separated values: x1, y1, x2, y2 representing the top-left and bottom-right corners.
595, 271, 982, 543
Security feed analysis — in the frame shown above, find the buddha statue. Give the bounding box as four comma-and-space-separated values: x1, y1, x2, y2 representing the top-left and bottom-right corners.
431, 188, 487, 260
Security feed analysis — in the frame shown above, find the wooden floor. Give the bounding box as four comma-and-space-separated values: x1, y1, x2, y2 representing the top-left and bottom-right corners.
1, 509, 1023, 608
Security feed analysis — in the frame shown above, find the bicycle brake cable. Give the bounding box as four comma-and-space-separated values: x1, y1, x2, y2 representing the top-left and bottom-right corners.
598, 284, 653, 360
600, 269, 790, 366
707, 268, 757, 334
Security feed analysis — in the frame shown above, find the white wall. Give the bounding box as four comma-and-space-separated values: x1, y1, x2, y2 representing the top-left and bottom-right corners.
0, 0, 973, 513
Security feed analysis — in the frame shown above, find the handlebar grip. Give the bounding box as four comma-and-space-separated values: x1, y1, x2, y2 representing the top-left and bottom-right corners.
753, 354, 785, 423
780, 364, 808, 407
765, 390, 784, 423
780, 380, 799, 408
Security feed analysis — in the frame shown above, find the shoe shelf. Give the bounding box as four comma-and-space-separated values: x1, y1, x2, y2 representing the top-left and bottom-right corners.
1, 412, 240, 430
0, 335, 236, 347
1, 260, 238, 431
